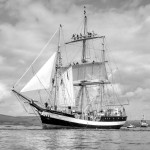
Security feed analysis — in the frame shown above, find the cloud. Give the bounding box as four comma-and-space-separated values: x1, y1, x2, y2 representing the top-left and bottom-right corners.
0, 82, 11, 101
0, 0, 150, 118
126, 87, 150, 101
0, 55, 5, 64
125, 87, 150, 119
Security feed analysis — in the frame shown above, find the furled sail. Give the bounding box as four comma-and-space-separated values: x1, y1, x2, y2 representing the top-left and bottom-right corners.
21, 52, 57, 92
58, 66, 75, 107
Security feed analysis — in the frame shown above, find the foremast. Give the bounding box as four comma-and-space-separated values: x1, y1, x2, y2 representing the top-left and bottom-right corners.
11, 24, 71, 113
53, 24, 62, 110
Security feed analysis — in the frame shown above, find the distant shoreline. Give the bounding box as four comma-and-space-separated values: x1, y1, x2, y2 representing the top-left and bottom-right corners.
0, 114, 149, 127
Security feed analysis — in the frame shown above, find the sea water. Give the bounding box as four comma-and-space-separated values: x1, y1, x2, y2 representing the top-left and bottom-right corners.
0, 126, 150, 150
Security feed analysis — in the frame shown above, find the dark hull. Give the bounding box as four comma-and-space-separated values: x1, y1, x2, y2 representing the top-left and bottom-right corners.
141, 125, 148, 127
40, 111, 127, 129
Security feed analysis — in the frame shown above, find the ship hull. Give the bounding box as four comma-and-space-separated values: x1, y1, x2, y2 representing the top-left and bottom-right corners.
40, 111, 127, 129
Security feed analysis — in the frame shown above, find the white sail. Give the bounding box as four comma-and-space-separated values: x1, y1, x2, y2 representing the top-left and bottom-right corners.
21, 52, 57, 92
58, 66, 75, 107
62, 62, 108, 82
100, 62, 108, 80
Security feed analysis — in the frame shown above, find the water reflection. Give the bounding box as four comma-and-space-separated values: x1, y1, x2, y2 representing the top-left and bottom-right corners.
39, 129, 123, 150
0, 128, 150, 150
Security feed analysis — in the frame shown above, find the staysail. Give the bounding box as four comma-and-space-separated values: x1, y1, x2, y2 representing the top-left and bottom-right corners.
58, 66, 75, 107
21, 52, 57, 92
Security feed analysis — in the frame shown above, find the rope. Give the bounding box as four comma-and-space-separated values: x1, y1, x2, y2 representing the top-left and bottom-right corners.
15, 93, 29, 113
30, 105, 42, 124
14, 28, 59, 87
61, 27, 69, 65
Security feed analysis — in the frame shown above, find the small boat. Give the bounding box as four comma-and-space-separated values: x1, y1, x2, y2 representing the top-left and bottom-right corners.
127, 124, 136, 128
140, 115, 148, 127
12, 7, 128, 129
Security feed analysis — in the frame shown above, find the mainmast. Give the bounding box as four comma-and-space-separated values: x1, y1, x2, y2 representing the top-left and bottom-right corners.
65, 7, 107, 115
82, 6, 87, 63
80, 6, 87, 115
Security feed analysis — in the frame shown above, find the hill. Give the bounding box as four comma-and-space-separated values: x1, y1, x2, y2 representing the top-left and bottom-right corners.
0, 114, 41, 126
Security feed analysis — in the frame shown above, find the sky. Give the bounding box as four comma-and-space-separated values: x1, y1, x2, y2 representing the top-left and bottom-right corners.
0, 0, 150, 120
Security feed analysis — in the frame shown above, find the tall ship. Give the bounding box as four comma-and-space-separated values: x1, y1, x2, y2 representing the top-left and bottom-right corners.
12, 7, 127, 129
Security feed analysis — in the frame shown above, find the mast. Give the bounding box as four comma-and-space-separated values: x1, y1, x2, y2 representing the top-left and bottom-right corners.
81, 6, 87, 115
54, 24, 62, 110
80, 6, 87, 115
100, 36, 105, 110
82, 6, 87, 63
65, 7, 107, 114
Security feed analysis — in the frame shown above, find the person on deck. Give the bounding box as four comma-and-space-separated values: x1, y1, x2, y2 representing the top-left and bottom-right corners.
72, 34, 75, 39
45, 102, 48, 109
